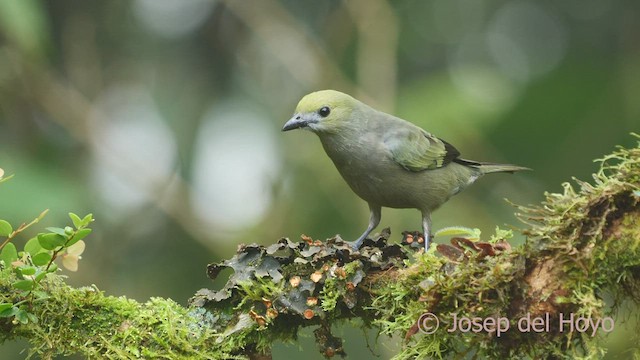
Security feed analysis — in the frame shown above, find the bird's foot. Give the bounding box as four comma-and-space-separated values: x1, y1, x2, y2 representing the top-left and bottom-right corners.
349, 238, 365, 251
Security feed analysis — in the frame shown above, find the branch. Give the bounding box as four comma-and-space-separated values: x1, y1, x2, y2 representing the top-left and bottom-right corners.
2, 137, 640, 359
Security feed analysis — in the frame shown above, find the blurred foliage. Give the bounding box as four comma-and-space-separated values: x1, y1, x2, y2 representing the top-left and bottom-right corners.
0, 0, 638, 358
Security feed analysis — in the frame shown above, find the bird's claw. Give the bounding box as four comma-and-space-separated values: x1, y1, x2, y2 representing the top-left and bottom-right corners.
349, 233, 372, 250
349, 239, 364, 251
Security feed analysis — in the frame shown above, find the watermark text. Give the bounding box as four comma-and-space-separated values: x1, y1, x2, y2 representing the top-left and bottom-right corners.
417, 312, 615, 337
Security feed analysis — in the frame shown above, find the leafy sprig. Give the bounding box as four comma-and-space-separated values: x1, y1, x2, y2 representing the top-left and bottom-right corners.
0, 171, 93, 324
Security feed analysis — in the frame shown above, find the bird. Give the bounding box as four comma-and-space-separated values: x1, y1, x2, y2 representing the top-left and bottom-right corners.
282, 90, 529, 250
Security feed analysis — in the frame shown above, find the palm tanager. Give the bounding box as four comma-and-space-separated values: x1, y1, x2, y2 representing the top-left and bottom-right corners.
282, 90, 529, 250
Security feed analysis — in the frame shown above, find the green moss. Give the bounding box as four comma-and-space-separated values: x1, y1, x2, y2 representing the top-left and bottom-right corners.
320, 277, 340, 312
1, 271, 239, 359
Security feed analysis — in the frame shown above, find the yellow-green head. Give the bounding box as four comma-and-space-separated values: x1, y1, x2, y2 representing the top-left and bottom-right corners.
282, 90, 358, 133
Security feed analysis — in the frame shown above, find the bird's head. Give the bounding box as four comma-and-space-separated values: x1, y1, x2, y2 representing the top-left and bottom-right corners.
283, 90, 358, 134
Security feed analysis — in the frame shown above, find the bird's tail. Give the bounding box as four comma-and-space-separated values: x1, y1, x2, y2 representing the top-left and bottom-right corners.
455, 158, 531, 174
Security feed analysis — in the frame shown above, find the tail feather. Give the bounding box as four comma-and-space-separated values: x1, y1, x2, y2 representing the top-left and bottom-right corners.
454, 158, 531, 174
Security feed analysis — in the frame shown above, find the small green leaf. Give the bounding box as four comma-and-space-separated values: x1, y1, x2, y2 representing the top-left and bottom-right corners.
45, 227, 68, 236
24, 237, 43, 255
0, 303, 13, 312
81, 214, 93, 227
32, 252, 52, 266
1, 243, 18, 265
13, 279, 35, 291
15, 309, 30, 324
69, 212, 82, 228
35, 271, 47, 282
66, 228, 92, 247
0, 220, 12, 237
434, 226, 481, 240
0, 306, 18, 318
38, 233, 66, 250
18, 266, 36, 276
26, 312, 38, 324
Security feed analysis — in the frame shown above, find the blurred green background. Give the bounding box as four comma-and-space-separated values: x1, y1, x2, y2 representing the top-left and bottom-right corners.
0, 0, 638, 358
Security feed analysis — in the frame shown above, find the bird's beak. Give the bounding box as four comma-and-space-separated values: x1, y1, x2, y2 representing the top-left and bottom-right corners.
282, 114, 306, 132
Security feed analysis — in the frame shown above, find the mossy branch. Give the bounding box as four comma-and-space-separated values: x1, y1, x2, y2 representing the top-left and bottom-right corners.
2, 137, 640, 359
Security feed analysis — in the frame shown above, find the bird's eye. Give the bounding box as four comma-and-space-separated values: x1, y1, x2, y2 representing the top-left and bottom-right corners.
318, 106, 331, 117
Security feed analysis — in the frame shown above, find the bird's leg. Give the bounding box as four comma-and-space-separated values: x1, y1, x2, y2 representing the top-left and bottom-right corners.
421, 212, 432, 250
350, 204, 381, 250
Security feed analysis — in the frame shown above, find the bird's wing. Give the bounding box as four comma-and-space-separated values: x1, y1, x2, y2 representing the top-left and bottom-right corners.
384, 127, 460, 171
